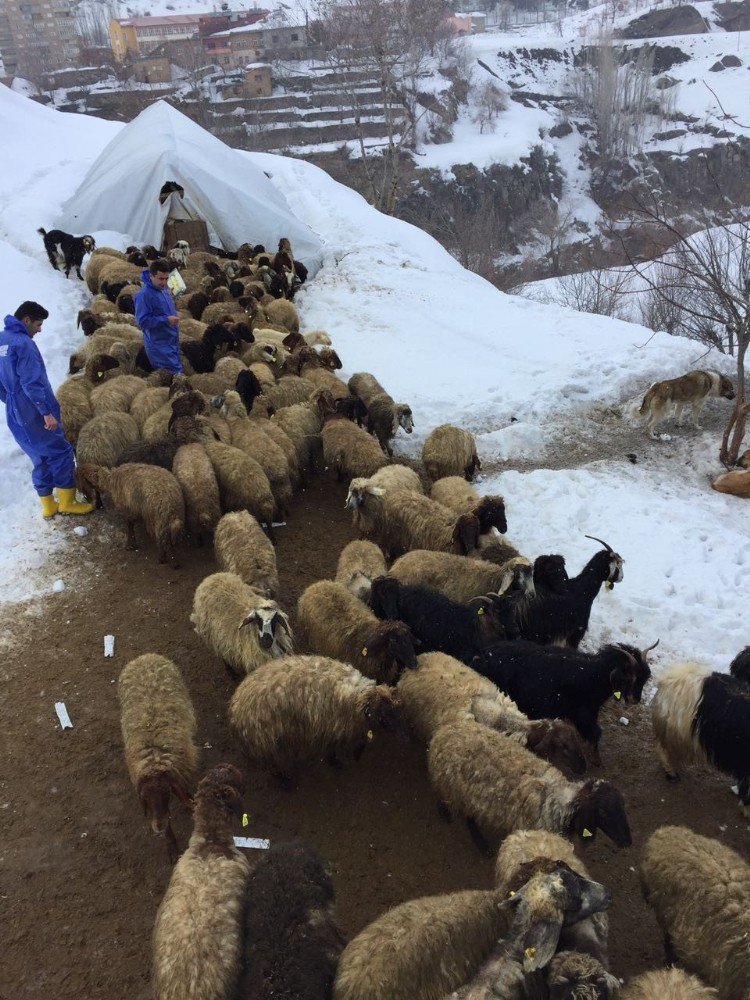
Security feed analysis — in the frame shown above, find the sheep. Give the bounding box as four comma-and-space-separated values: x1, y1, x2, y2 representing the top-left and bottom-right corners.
322, 418, 391, 481
152, 764, 249, 1000
621, 969, 718, 999
90, 374, 147, 415
119, 654, 199, 862
180, 324, 239, 374
389, 548, 535, 604
397, 652, 586, 775
264, 297, 299, 333
271, 392, 333, 476
202, 440, 276, 537
333, 867, 613, 1000
346, 484, 481, 561
114, 437, 179, 469
428, 719, 632, 855
191, 571, 292, 678
495, 829, 610, 967
229, 654, 405, 781
471, 639, 654, 753
216, 391, 293, 516
56, 376, 95, 447
115, 282, 141, 315
172, 444, 222, 543
651, 661, 750, 817
430, 478, 509, 550
129, 385, 169, 430
240, 840, 345, 998
448, 946, 618, 1000
348, 373, 414, 455
298, 579, 418, 685
85, 247, 128, 293
422, 424, 480, 481
76, 411, 140, 469
214, 511, 278, 598
69, 326, 143, 373
335, 540, 388, 602
97, 258, 143, 295
262, 375, 317, 410
255, 328, 330, 349
355, 463, 423, 494
641, 825, 750, 1000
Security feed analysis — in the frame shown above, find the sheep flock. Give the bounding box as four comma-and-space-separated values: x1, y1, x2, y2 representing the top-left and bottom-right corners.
52, 237, 750, 1000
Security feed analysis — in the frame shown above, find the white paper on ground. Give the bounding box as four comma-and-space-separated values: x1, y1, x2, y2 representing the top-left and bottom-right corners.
234, 836, 270, 850
104, 635, 115, 657
55, 702, 73, 729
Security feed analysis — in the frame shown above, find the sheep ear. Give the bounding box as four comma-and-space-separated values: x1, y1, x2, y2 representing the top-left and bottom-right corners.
519, 914, 564, 971
366, 486, 386, 497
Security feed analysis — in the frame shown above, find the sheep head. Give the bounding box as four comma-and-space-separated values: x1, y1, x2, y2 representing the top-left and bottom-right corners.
218, 390, 246, 420
468, 594, 513, 643
363, 685, 408, 738
192, 763, 246, 843
239, 603, 292, 657
473, 495, 507, 535
533, 554, 568, 594
396, 404, 413, 434
546, 951, 620, 1000
86, 353, 120, 383
452, 513, 481, 555
318, 347, 342, 371
136, 771, 190, 836
76, 464, 109, 501
361, 621, 417, 684
605, 643, 651, 704
345, 480, 385, 510
498, 558, 535, 598
730, 645, 750, 685
568, 779, 631, 848
524, 719, 587, 776
168, 374, 195, 399
235, 369, 263, 412
369, 576, 400, 620
311, 388, 336, 423
76, 309, 103, 336
116, 291, 136, 315
82, 236, 96, 252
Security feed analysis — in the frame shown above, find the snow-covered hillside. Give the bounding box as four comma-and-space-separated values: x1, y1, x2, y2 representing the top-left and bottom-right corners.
0, 84, 746, 675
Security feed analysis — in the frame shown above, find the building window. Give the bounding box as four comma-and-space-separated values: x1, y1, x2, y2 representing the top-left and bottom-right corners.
291, 32, 298, 40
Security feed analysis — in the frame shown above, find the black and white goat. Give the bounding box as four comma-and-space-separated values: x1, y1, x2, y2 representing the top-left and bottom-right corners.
471, 639, 655, 752
652, 656, 750, 816
38, 227, 95, 279
369, 576, 510, 662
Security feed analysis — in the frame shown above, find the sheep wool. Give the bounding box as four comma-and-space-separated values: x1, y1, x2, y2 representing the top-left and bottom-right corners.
191, 571, 292, 677
430, 476, 479, 515
214, 510, 279, 597
363, 464, 423, 494
390, 549, 519, 604
229, 654, 400, 779
640, 826, 750, 1000
90, 374, 147, 415
130, 386, 170, 431
172, 444, 222, 543
202, 440, 275, 532
335, 540, 388, 602
322, 419, 391, 481
422, 424, 480, 481
56, 377, 93, 447
359, 489, 480, 561
76, 411, 140, 469
621, 969, 718, 1000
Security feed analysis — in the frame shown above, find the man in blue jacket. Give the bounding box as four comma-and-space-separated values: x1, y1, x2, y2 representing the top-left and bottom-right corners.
0, 302, 93, 517
134, 258, 183, 373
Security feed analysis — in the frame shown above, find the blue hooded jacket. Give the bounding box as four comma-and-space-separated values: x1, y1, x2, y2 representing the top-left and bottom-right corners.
134, 269, 182, 373
0, 315, 60, 424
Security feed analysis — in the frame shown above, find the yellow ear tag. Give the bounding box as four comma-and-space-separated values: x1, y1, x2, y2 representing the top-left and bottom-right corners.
477, 607, 485, 616
613, 691, 622, 700
524, 947, 536, 960
367, 729, 374, 741
97, 370, 104, 379
361, 647, 368, 656
605, 580, 614, 590
508, 890, 516, 898
242, 813, 249, 828
582, 828, 593, 838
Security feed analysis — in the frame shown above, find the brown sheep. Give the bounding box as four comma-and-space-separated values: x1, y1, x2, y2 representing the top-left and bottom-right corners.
264, 297, 299, 333
298, 579, 417, 685
214, 510, 279, 597
130, 386, 170, 430
430, 478, 509, 549
621, 969, 718, 999
202, 440, 276, 538
335, 540, 388, 602
389, 549, 531, 604
90, 374, 147, 415
229, 654, 405, 782
271, 392, 333, 476
422, 424, 481, 481
152, 764, 249, 1000
76, 411, 140, 469
119, 654, 199, 862
322, 419, 391, 482
172, 443, 221, 544
76, 463, 185, 564
353, 464, 423, 495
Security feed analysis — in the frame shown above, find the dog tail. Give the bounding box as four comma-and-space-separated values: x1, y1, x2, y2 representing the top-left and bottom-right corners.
37, 227, 48, 237
637, 386, 655, 416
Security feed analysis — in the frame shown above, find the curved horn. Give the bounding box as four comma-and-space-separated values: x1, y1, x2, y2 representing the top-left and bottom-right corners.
643, 639, 660, 654
584, 533, 613, 553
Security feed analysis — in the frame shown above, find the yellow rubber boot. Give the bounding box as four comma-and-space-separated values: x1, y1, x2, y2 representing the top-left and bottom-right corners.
40, 494, 59, 518
57, 487, 94, 516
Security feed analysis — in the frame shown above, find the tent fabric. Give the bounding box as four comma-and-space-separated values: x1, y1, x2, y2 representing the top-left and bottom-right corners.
56, 100, 324, 267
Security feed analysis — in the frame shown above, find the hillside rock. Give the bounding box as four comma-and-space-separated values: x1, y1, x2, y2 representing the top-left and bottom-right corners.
617, 5, 708, 38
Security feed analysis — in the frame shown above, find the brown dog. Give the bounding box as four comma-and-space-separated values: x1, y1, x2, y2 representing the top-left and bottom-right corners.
638, 370, 735, 439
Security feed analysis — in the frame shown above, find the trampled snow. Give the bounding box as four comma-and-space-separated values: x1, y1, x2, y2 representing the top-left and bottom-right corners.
0, 85, 745, 677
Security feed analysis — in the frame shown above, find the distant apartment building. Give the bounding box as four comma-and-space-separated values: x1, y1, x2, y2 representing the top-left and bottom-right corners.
4, 0, 78, 77
0, 10, 19, 76
109, 14, 204, 62
203, 14, 307, 70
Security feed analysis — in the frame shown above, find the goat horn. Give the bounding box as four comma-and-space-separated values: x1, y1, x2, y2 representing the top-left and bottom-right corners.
584, 534, 613, 553
643, 639, 660, 654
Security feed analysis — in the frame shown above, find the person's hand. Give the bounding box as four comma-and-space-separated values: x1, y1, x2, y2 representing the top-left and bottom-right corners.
167, 316, 179, 326
43, 414, 58, 430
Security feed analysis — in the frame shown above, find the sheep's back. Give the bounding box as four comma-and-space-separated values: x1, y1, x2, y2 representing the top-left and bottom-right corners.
173, 444, 221, 537
430, 477, 479, 515
390, 550, 504, 603
90, 374, 146, 415
76, 411, 140, 468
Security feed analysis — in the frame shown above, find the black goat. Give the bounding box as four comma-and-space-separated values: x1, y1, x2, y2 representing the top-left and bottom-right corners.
501, 537, 624, 648
38, 227, 95, 279
471, 639, 655, 751
729, 645, 750, 686
180, 324, 239, 374
240, 841, 345, 999
370, 576, 509, 662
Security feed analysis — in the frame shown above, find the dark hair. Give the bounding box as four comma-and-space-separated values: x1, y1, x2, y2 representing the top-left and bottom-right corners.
14, 301, 49, 322
150, 259, 171, 275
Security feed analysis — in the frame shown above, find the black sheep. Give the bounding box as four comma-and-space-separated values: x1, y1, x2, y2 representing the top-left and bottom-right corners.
180, 324, 238, 374
729, 645, 750, 686
370, 576, 509, 662
235, 369, 264, 413
113, 438, 179, 470
471, 639, 654, 751
240, 841, 345, 999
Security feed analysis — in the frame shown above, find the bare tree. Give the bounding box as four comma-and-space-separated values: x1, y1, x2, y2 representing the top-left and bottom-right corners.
556, 266, 632, 317
472, 80, 507, 134
311, 0, 454, 213
623, 198, 750, 464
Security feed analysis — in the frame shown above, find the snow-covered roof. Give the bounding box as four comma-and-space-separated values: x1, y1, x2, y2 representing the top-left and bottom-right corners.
56, 100, 323, 262
245, 61, 271, 69
116, 14, 204, 27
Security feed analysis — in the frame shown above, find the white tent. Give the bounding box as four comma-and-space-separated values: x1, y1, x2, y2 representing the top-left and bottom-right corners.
56, 100, 324, 267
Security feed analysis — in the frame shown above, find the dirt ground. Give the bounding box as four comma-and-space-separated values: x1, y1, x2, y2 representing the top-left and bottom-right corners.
3, 470, 749, 999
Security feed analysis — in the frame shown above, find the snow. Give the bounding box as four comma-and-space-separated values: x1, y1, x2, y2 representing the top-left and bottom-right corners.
0, 83, 747, 678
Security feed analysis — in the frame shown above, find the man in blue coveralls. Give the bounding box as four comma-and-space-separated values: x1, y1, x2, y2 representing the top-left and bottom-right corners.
0, 301, 94, 517
134, 258, 183, 374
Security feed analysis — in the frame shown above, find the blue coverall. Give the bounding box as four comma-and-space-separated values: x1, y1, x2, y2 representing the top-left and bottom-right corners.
0, 315, 75, 496
134, 269, 183, 373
